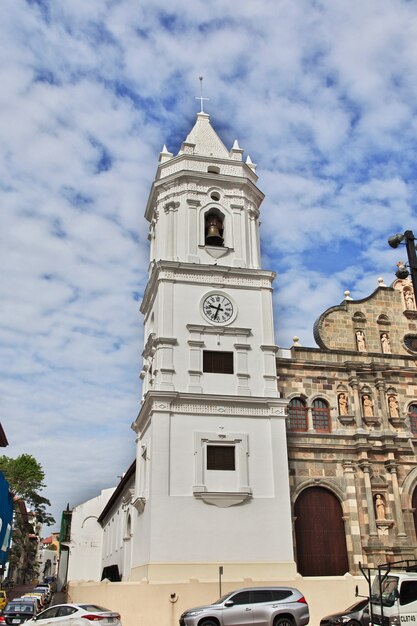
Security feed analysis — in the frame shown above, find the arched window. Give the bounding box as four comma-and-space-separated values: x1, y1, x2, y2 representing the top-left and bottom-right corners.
294, 487, 349, 576
312, 399, 331, 432
409, 403, 417, 435
287, 398, 307, 432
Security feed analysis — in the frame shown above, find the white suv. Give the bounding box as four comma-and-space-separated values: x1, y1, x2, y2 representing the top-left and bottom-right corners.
179, 586, 309, 626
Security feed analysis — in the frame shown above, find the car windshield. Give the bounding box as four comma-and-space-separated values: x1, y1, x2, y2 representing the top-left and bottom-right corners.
371, 575, 399, 607
5, 604, 34, 613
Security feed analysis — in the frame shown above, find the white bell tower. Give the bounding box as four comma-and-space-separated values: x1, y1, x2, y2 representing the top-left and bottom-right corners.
131, 111, 296, 582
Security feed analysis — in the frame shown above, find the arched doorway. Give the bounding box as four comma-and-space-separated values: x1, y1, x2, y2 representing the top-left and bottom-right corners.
294, 486, 349, 576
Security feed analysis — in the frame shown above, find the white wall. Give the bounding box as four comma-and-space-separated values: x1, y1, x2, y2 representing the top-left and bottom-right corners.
101, 475, 135, 581
67, 488, 114, 582
38, 548, 58, 579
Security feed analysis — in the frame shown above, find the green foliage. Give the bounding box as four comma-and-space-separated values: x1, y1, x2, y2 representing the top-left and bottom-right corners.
8, 512, 40, 582
0, 454, 55, 526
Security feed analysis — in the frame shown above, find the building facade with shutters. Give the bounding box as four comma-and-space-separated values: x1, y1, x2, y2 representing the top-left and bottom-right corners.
276, 277, 417, 575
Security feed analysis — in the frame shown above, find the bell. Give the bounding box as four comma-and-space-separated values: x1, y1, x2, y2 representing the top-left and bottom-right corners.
205, 215, 223, 247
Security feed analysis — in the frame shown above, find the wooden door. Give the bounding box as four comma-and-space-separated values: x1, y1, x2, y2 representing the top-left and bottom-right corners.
294, 487, 349, 576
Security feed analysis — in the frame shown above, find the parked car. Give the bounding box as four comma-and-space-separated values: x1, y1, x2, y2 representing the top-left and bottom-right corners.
0, 591, 7, 611
24, 603, 122, 626
0, 598, 38, 624
179, 587, 309, 626
43, 577, 56, 593
32, 585, 51, 603
320, 598, 370, 626
20, 595, 43, 611
27, 589, 48, 604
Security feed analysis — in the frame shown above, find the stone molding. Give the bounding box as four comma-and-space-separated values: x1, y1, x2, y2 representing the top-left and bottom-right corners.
192, 488, 253, 508
141, 261, 275, 315
187, 324, 251, 337
132, 391, 288, 432
132, 497, 146, 513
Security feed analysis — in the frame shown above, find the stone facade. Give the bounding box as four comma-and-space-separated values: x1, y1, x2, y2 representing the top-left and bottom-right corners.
277, 277, 417, 572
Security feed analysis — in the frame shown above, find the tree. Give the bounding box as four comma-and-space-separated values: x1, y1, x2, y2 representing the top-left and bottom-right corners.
0, 454, 55, 526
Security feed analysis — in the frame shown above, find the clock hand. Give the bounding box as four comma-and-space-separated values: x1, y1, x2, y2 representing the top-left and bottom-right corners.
208, 303, 224, 319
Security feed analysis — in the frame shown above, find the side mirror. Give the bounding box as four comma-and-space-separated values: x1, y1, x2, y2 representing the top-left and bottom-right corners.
224, 601, 234, 608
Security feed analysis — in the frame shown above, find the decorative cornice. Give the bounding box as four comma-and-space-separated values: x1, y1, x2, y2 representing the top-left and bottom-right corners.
140, 261, 275, 315
261, 344, 278, 353
132, 391, 288, 432
142, 334, 177, 359
187, 324, 251, 337
145, 164, 263, 221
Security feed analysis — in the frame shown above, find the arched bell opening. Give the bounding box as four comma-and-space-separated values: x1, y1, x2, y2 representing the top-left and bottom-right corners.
204, 209, 224, 247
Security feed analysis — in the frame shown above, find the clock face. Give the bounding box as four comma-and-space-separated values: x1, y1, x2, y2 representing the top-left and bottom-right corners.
202, 293, 236, 325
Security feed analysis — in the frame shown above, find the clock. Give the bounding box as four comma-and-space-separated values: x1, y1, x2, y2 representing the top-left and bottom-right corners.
201, 292, 236, 325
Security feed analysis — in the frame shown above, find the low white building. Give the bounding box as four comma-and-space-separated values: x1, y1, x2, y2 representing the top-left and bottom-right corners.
37, 547, 58, 580
67, 488, 115, 583
98, 461, 136, 582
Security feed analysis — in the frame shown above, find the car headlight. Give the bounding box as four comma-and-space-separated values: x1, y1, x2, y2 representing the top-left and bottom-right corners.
184, 610, 203, 617
389, 616, 401, 626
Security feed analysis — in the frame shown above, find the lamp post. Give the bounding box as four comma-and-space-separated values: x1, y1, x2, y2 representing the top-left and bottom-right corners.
388, 230, 417, 298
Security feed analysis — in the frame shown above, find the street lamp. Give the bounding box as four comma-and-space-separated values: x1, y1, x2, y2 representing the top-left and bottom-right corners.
388, 230, 417, 297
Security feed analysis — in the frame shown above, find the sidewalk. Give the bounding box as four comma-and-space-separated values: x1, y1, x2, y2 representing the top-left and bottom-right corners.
51, 591, 67, 606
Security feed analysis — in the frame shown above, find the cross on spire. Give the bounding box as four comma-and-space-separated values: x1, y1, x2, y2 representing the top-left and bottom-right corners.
195, 75, 209, 113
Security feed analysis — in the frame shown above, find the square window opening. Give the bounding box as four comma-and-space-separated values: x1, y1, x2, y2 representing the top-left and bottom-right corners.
207, 445, 235, 471
203, 350, 233, 374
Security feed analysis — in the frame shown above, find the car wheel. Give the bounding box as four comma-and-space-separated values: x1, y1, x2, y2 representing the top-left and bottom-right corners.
199, 619, 219, 626
274, 617, 295, 626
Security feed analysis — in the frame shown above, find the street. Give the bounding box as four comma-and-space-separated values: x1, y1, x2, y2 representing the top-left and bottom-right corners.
6, 583, 66, 607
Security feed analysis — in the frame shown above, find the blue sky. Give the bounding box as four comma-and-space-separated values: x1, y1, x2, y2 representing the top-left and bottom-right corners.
2, 0, 417, 528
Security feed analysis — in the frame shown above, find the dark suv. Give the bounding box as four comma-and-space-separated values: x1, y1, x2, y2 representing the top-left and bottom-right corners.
1, 599, 38, 624
179, 586, 309, 626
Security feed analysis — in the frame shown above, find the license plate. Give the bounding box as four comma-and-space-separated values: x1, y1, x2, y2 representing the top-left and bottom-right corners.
12, 620, 21, 624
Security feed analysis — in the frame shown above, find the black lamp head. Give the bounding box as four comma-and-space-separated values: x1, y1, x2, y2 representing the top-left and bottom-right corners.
388, 233, 405, 249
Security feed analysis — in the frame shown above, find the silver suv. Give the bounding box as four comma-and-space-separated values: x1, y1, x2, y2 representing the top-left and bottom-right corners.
179, 586, 309, 626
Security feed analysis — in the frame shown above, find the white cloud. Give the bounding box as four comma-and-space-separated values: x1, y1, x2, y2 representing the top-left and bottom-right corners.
2, 0, 417, 525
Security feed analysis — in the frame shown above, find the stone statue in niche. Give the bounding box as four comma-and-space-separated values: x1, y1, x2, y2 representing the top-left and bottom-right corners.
356, 330, 366, 352
404, 288, 415, 310
362, 394, 374, 417
338, 393, 348, 416
380, 333, 391, 354
388, 395, 399, 418
375, 494, 386, 521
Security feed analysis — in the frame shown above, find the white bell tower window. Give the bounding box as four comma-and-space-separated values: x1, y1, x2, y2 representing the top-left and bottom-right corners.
193, 431, 252, 507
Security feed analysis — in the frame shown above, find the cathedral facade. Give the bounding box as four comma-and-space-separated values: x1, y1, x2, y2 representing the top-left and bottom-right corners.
277, 277, 417, 574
